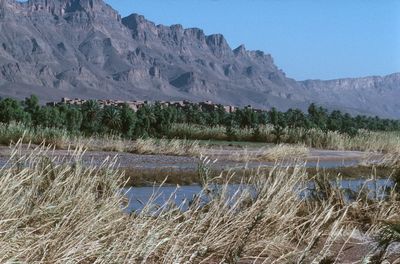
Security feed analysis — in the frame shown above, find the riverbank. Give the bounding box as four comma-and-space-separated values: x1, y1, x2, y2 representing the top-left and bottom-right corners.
1, 142, 399, 263
0, 143, 392, 186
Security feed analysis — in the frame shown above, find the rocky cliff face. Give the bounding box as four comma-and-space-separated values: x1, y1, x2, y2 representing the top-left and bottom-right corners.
300, 73, 400, 117
0, 0, 399, 117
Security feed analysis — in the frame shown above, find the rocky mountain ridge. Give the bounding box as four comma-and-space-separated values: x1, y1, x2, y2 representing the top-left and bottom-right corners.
0, 0, 399, 117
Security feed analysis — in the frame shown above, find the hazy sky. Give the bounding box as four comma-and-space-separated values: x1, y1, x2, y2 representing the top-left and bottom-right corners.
107, 0, 399, 80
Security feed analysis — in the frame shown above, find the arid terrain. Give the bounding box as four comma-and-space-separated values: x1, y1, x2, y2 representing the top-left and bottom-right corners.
0, 142, 387, 186
0, 141, 399, 263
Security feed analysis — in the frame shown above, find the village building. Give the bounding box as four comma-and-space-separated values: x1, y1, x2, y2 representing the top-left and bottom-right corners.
46, 98, 254, 114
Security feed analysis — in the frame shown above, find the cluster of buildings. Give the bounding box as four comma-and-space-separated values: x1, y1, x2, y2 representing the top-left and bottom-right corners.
46, 98, 238, 113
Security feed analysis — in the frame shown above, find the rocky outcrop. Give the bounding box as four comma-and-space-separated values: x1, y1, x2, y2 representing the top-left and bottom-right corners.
299, 73, 400, 117
0, 0, 399, 117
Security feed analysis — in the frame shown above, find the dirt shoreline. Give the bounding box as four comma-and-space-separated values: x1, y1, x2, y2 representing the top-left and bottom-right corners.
0, 144, 392, 186
0, 144, 377, 168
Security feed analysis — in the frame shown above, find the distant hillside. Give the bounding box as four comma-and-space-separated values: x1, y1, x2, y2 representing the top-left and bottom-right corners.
0, 0, 399, 117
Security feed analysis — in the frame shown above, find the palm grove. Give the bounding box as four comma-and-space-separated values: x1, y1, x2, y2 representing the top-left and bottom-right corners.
1, 95, 400, 142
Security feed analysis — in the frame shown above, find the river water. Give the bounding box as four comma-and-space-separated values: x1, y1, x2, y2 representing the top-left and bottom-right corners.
122, 178, 394, 213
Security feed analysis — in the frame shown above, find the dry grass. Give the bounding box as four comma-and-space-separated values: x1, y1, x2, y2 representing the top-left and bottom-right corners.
0, 123, 204, 157
67, 136, 204, 156
3, 122, 400, 159
365, 151, 400, 168
0, 122, 70, 147
121, 165, 394, 187
169, 123, 400, 153
229, 144, 309, 162
63, 136, 202, 156
0, 141, 399, 262
132, 138, 203, 156
258, 144, 309, 161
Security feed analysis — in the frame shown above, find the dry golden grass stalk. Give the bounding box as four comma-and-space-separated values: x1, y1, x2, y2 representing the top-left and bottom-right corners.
132, 138, 203, 156
229, 144, 309, 162
364, 151, 400, 168
0, 141, 399, 263
61, 136, 204, 156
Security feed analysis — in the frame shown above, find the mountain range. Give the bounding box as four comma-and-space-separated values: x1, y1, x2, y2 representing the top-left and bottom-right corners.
0, 0, 399, 117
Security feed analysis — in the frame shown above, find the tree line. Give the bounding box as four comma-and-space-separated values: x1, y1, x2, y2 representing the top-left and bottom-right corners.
1, 95, 399, 139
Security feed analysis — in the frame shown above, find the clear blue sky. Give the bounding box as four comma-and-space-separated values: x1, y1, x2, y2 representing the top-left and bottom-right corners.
111, 1, 399, 80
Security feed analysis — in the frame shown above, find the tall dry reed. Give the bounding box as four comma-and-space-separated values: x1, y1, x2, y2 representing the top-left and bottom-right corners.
228, 144, 309, 162
169, 123, 400, 153
0, 141, 399, 262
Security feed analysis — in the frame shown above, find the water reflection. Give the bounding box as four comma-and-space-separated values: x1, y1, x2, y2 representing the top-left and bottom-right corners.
122, 179, 394, 213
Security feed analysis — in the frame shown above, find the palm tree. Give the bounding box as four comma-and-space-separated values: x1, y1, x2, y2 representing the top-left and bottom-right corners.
82, 100, 100, 121
102, 107, 121, 132
82, 100, 101, 134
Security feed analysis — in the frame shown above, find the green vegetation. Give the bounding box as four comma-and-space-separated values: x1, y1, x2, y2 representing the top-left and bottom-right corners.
1, 95, 400, 145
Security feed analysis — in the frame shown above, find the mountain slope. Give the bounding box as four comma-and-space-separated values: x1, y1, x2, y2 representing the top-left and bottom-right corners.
0, 0, 399, 117
300, 73, 400, 117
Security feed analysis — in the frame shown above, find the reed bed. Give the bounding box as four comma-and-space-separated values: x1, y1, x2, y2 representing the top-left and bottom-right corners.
2, 122, 400, 156
0, 122, 70, 147
67, 136, 203, 156
229, 144, 309, 162
365, 150, 400, 168
0, 123, 204, 157
0, 142, 399, 262
169, 123, 400, 153
132, 138, 203, 156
